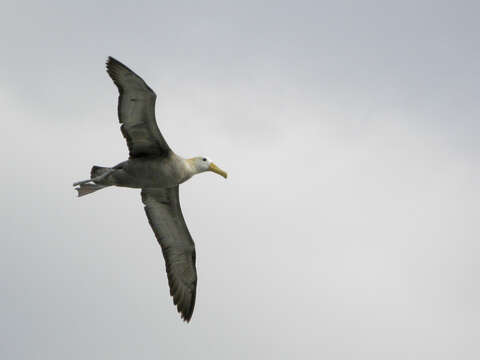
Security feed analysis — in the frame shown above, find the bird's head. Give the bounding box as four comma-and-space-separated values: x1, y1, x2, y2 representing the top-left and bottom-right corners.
190, 157, 228, 178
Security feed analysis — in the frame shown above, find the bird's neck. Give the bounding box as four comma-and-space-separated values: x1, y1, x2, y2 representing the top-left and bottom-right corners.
185, 157, 205, 177
166, 153, 195, 184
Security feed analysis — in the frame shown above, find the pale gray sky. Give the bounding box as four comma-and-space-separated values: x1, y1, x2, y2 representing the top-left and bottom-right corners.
1, 1, 479, 359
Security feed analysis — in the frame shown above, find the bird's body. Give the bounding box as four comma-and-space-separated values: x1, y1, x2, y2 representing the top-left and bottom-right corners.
96, 153, 194, 189
74, 57, 227, 322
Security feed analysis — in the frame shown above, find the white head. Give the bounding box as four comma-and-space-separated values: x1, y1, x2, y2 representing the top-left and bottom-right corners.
189, 156, 228, 178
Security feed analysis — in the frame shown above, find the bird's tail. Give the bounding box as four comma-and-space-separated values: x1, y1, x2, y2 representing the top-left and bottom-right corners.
91, 165, 112, 178
75, 183, 107, 197
73, 165, 113, 197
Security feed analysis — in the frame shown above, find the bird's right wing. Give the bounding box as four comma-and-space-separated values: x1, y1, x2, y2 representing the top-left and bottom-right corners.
141, 186, 197, 322
106, 57, 171, 158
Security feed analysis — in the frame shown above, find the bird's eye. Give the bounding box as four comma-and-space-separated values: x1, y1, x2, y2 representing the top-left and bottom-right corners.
202, 158, 206, 161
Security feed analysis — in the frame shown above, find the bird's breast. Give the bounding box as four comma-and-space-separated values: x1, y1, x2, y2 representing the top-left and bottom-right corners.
121, 155, 191, 188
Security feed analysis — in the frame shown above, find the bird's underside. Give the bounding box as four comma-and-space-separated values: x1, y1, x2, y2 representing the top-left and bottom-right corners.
74, 57, 198, 322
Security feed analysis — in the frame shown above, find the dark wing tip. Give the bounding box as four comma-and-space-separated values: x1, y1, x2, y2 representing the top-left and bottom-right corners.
169, 275, 197, 322
106, 56, 125, 72
105, 56, 126, 87
181, 289, 196, 322
105, 56, 156, 96
178, 294, 196, 322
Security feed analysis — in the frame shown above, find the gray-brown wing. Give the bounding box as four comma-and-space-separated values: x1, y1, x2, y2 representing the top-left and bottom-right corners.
141, 186, 197, 322
106, 57, 171, 158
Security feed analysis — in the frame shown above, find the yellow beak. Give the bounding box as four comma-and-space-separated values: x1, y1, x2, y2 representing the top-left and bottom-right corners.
209, 163, 228, 179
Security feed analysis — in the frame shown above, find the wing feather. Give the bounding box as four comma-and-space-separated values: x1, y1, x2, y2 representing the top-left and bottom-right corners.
106, 57, 171, 157
141, 186, 197, 322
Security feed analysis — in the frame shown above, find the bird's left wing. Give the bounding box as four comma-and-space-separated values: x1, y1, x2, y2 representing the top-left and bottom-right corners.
141, 186, 197, 322
106, 57, 171, 158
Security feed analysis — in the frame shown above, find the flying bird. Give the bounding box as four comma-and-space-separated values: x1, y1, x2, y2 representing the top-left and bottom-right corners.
73, 57, 227, 322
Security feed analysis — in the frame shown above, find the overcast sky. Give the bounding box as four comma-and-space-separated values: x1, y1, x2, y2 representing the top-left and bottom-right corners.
1, 1, 479, 359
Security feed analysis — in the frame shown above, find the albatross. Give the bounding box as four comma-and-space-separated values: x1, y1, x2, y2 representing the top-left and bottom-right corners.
73, 57, 227, 322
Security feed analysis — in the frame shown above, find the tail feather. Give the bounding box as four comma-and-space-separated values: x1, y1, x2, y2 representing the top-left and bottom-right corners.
74, 165, 113, 197
75, 183, 107, 197
91, 165, 111, 178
